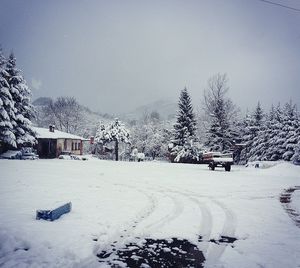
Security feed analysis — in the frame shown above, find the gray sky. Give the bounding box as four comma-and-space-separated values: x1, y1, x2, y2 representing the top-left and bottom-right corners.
1, 0, 300, 114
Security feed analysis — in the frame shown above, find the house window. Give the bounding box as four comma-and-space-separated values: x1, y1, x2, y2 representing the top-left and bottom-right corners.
78, 142, 81, 150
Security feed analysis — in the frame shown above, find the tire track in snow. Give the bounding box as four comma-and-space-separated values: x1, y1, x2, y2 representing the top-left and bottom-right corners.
112, 183, 158, 230
165, 189, 213, 241
142, 186, 214, 256
134, 185, 214, 242
136, 183, 237, 267
280, 186, 300, 228
143, 193, 185, 232
189, 196, 213, 255
99, 180, 237, 266
93, 182, 158, 252
205, 199, 237, 265
167, 188, 237, 264
212, 199, 237, 237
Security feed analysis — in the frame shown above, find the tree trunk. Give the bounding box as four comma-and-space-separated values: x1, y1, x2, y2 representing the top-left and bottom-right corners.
115, 140, 119, 161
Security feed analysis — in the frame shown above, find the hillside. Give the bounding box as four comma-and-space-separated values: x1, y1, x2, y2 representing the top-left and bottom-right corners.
123, 99, 177, 120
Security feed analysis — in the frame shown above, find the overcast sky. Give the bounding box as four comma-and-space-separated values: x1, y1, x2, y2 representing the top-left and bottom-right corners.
1, 0, 300, 114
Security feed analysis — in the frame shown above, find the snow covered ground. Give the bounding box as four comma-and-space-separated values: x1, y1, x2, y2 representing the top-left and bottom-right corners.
0, 159, 299, 267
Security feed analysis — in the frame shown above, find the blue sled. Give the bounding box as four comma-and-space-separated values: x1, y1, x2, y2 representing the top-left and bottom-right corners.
36, 202, 72, 221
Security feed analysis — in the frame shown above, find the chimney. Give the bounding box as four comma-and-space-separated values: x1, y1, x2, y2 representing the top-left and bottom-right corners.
49, 125, 55, 132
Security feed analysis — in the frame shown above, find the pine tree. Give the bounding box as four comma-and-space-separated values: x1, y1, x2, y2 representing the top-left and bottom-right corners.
291, 124, 300, 164
95, 118, 130, 161
0, 48, 17, 149
282, 101, 299, 161
270, 104, 285, 160
239, 111, 255, 164
253, 102, 264, 125
170, 87, 199, 163
248, 102, 265, 161
173, 87, 197, 146
263, 105, 277, 160
5, 53, 36, 147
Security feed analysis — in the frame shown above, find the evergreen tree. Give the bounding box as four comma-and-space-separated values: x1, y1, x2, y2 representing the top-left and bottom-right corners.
263, 104, 278, 160
95, 118, 130, 161
269, 104, 285, 160
170, 87, 199, 163
0, 48, 17, 149
291, 123, 300, 164
282, 101, 299, 161
5, 53, 36, 147
248, 102, 265, 161
253, 102, 264, 125
172, 87, 197, 146
239, 111, 255, 164
241, 102, 299, 163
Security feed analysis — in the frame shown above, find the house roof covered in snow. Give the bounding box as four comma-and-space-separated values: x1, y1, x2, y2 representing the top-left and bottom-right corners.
33, 127, 85, 140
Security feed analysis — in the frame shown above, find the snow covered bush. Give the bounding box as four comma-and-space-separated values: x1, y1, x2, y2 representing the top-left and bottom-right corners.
130, 118, 172, 160
173, 142, 202, 163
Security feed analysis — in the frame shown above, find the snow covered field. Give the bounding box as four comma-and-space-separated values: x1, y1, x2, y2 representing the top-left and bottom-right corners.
0, 159, 299, 268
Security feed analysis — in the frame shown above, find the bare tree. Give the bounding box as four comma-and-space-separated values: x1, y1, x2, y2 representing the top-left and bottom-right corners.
46, 97, 84, 133
203, 74, 238, 122
202, 73, 239, 151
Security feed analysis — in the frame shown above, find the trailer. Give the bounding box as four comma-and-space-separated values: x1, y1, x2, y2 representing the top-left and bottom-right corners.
202, 152, 233, 172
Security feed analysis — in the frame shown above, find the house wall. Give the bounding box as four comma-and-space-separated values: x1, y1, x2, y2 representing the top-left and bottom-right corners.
57, 139, 64, 156
71, 140, 82, 155
56, 139, 82, 156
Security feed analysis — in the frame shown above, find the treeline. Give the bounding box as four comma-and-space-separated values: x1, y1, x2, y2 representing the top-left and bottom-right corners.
239, 101, 299, 164
169, 73, 300, 164
1, 48, 299, 165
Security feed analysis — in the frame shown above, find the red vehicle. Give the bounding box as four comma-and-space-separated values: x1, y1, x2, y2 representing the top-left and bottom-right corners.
202, 152, 233, 172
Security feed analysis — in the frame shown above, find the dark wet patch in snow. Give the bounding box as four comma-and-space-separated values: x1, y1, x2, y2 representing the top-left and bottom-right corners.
209, 236, 238, 245
14, 247, 29, 252
97, 238, 205, 267
280, 186, 300, 228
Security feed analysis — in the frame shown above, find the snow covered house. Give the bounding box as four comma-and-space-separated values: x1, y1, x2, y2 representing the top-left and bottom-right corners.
33, 126, 86, 158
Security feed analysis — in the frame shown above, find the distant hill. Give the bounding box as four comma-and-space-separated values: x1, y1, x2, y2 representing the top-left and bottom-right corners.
32, 97, 52, 106
124, 99, 177, 120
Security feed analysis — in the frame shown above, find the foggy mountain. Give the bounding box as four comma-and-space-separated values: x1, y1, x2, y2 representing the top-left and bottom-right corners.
123, 100, 177, 121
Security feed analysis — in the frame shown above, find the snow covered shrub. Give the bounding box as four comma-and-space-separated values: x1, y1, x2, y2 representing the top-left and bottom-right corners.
173, 142, 202, 163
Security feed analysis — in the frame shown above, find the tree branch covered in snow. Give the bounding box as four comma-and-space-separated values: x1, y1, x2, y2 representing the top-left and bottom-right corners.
95, 118, 130, 161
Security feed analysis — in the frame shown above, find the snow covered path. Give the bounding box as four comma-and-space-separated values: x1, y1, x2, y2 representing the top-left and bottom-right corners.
0, 159, 299, 267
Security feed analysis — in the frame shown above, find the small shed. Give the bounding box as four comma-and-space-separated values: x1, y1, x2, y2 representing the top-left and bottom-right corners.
33, 126, 86, 158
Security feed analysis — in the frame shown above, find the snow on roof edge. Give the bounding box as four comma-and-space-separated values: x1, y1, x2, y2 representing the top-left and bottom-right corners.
33, 127, 85, 140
